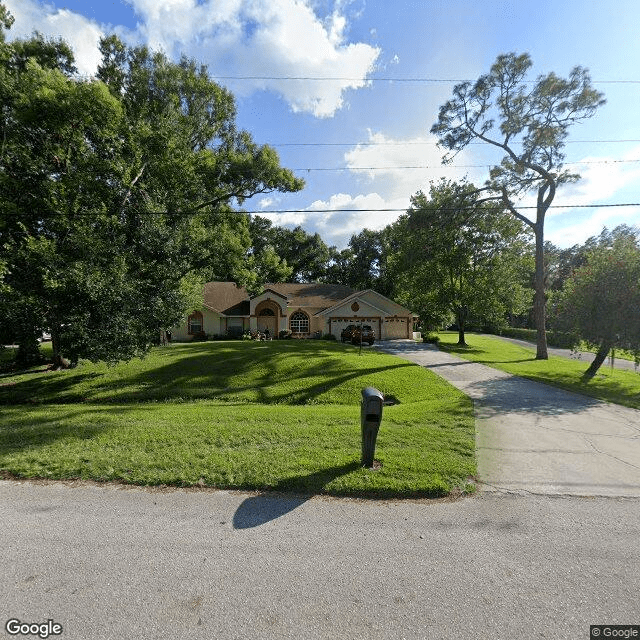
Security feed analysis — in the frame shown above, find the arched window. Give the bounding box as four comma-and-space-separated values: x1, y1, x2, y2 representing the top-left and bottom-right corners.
290, 311, 309, 334
188, 310, 203, 334
258, 308, 275, 316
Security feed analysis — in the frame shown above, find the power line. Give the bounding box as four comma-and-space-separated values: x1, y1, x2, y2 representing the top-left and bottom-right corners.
252, 203, 640, 215
212, 75, 640, 85
5, 202, 640, 218
270, 139, 640, 147
289, 158, 640, 172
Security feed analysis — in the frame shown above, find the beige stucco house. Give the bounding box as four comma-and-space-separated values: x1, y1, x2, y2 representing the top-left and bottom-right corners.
170, 282, 417, 341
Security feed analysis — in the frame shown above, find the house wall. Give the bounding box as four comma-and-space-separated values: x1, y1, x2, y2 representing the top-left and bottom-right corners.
171, 308, 223, 341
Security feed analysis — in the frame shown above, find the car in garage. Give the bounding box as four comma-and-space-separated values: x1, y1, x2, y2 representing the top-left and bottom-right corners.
340, 324, 357, 342
351, 324, 375, 345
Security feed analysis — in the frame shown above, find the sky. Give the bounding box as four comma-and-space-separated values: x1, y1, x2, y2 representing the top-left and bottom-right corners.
5, 0, 640, 249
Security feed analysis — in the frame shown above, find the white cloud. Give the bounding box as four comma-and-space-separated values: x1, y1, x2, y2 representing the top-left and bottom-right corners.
552, 146, 640, 211
5, 0, 379, 117
301, 131, 486, 246
544, 145, 640, 247
129, 0, 381, 117
4, 0, 104, 76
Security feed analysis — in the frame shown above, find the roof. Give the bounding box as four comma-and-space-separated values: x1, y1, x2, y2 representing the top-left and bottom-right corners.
201, 282, 415, 317
203, 282, 250, 316
263, 283, 356, 309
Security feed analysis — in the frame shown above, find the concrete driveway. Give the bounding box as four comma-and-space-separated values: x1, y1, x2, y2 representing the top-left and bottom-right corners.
376, 341, 640, 497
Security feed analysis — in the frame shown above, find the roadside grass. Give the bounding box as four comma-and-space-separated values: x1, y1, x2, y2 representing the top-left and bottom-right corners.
0, 341, 476, 497
437, 331, 640, 410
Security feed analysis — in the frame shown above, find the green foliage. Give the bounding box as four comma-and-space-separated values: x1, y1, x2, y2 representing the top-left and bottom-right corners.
387, 179, 533, 339
554, 227, 640, 374
0, 16, 303, 366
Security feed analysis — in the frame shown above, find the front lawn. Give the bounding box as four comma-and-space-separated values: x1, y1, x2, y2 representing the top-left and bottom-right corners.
0, 341, 476, 497
437, 332, 640, 410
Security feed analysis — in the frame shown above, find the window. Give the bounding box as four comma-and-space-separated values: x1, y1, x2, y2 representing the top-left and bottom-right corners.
188, 311, 203, 334
290, 311, 309, 333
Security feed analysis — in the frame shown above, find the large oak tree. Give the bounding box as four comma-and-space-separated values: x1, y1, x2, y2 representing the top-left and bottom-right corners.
0, 11, 303, 366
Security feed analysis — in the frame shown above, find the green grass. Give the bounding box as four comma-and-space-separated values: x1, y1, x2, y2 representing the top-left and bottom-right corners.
0, 341, 476, 497
437, 331, 640, 409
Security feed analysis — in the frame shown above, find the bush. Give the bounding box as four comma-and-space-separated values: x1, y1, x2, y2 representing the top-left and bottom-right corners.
497, 327, 537, 342
279, 330, 291, 339
191, 330, 207, 342
323, 333, 336, 340
497, 327, 578, 349
226, 326, 244, 339
423, 333, 440, 345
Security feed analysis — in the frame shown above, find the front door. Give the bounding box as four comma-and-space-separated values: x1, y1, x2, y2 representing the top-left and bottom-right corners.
259, 316, 277, 336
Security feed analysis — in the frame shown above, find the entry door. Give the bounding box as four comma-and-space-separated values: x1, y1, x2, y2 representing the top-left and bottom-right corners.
259, 316, 277, 336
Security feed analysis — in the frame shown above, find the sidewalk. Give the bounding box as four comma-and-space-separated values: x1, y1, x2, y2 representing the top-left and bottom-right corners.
375, 340, 640, 497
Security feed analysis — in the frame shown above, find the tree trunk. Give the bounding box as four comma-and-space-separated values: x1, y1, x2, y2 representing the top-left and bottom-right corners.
51, 327, 71, 370
533, 225, 548, 360
457, 309, 467, 346
582, 340, 613, 380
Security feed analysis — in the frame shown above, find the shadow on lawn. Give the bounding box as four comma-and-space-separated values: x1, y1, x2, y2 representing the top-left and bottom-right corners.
0, 405, 139, 454
233, 461, 361, 529
0, 341, 415, 406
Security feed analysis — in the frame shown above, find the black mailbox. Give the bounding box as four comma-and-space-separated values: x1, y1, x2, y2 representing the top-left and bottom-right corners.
361, 387, 384, 467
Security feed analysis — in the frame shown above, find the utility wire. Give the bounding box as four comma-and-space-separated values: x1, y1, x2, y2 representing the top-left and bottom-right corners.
212, 75, 640, 84
289, 159, 640, 172
9, 202, 638, 218
269, 139, 640, 147
251, 203, 640, 215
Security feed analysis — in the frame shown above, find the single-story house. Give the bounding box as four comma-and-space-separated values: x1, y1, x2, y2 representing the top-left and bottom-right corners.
170, 282, 418, 341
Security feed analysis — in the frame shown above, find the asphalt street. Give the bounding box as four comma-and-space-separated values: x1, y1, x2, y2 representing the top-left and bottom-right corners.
1, 481, 639, 640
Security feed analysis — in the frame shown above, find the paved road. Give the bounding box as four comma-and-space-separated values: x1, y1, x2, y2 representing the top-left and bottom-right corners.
1, 481, 638, 640
493, 334, 639, 372
375, 340, 640, 497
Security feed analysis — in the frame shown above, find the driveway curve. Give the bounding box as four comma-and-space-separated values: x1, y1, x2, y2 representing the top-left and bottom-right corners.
375, 340, 640, 497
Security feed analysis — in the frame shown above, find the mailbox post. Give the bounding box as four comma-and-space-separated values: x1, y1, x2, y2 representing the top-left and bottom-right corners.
361, 387, 384, 468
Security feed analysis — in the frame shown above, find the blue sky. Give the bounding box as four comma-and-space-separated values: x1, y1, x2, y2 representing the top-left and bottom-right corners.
5, 0, 640, 249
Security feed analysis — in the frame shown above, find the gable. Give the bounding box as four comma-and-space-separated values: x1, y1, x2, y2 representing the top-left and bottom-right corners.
318, 289, 414, 317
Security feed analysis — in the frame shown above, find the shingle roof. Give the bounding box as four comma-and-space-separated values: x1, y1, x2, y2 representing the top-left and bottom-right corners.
203, 282, 250, 316
201, 282, 356, 316
263, 283, 356, 308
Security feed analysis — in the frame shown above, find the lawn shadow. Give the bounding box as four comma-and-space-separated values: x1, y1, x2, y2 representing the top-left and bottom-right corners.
1, 341, 417, 406
233, 461, 360, 529
0, 405, 142, 454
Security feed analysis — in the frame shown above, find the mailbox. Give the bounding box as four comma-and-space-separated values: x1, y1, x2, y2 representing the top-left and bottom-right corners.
361, 387, 384, 468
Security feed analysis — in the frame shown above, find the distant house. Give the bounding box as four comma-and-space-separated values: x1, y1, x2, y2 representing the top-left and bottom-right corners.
171, 282, 417, 341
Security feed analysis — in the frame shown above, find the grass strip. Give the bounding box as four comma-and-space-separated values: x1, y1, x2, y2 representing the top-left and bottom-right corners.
437, 331, 640, 410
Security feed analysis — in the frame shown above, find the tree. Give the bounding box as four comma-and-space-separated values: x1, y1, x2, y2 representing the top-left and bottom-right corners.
387, 180, 532, 344
431, 52, 605, 359
268, 226, 333, 283
554, 226, 640, 378
0, 12, 303, 366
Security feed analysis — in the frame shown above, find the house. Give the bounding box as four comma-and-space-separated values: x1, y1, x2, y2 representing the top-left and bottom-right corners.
170, 282, 418, 341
